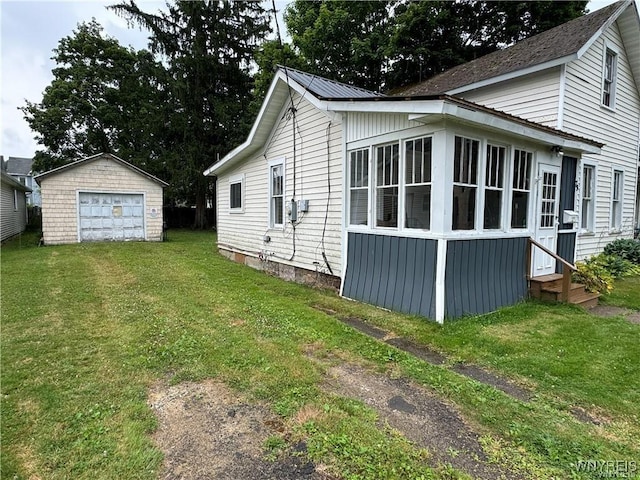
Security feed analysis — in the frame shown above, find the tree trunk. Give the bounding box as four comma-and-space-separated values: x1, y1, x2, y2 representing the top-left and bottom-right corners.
193, 176, 209, 229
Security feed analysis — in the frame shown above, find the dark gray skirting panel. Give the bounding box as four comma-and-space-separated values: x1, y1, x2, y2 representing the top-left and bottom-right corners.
445, 237, 528, 318
555, 232, 577, 273
342, 232, 437, 319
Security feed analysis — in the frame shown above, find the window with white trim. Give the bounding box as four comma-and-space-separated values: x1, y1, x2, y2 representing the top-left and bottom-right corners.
269, 161, 284, 227
375, 143, 399, 228
484, 144, 505, 229
602, 48, 617, 108
452, 136, 478, 230
349, 148, 369, 226
510, 149, 532, 229
13, 189, 18, 211
229, 174, 244, 212
611, 169, 623, 230
581, 164, 595, 232
405, 136, 432, 230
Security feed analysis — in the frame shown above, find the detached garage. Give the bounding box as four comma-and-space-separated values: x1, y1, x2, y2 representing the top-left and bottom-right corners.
36, 153, 168, 245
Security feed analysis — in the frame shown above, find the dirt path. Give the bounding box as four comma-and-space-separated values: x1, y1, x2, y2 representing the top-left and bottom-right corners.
322, 363, 520, 480
149, 380, 328, 480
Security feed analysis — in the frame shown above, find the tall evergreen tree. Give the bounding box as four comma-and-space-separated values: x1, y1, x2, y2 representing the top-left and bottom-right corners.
110, 0, 271, 228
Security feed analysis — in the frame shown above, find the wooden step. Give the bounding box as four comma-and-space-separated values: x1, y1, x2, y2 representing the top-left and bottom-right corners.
529, 273, 563, 297
529, 274, 600, 308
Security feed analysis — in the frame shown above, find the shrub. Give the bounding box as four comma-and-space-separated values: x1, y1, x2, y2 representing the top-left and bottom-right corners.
573, 258, 614, 294
603, 238, 640, 264
596, 254, 640, 278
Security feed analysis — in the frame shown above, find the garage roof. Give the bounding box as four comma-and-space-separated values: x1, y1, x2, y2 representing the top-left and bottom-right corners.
35, 153, 169, 187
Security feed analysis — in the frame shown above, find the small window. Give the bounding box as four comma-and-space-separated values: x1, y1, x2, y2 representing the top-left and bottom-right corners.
375, 143, 399, 228
349, 148, 369, 226
484, 144, 505, 229
452, 136, 479, 230
229, 174, 244, 212
611, 169, 623, 230
581, 164, 595, 232
13, 189, 18, 211
270, 162, 284, 227
511, 149, 532, 229
602, 48, 617, 108
405, 137, 432, 230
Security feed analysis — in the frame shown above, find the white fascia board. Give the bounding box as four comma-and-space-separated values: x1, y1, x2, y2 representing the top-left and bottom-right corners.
204, 71, 315, 177
446, 55, 576, 95
438, 103, 602, 154
577, 1, 633, 59
327, 99, 446, 114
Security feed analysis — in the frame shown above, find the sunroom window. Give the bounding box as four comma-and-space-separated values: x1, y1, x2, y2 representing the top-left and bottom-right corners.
405, 137, 432, 230
452, 136, 478, 230
484, 144, 505, 229
349, 148, 369, 226
375, 143, 399, 228
511, 149, 532, 229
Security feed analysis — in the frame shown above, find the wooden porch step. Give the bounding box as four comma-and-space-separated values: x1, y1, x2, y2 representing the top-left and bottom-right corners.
529, 274, 599, 308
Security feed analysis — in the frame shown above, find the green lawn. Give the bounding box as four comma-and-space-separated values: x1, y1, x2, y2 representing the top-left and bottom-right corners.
2, 231, 639, 479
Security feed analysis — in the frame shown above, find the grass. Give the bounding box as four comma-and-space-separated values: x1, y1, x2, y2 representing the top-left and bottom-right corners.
601, 275, 640, 310
1, 230, 639, 479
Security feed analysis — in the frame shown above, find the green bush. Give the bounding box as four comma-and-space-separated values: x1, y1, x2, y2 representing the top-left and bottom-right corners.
603, 238, 640, 264
573, 258, 614, 294
596, 254, 640, 278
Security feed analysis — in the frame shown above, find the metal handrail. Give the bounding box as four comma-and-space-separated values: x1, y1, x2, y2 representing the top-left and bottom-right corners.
527, 237, 577, 302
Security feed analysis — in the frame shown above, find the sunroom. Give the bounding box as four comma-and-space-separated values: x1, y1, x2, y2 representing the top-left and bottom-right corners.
338, 97, 602, 322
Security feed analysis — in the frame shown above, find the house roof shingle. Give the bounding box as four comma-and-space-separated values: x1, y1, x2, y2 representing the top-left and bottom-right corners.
5, 156, 34, 176
393, 1, 628, 97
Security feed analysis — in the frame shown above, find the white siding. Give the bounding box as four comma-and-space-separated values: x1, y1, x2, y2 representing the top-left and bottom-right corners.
563, 21, 640, 259
346, 112, 421, 143
459, 20, 640, 260
460, 68, 562, 127
1, 181, 28, 241
217, 93, 344, 276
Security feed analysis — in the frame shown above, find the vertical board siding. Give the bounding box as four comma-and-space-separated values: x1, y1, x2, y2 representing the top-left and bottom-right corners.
560, 156, 578, 230
346, 112, 421, 143
342, 232, 437, 319
445, 237, 528, 318
556, 233, 577, 273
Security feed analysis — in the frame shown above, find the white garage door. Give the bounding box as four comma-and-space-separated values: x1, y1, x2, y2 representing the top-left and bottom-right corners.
78, 192, 145, 241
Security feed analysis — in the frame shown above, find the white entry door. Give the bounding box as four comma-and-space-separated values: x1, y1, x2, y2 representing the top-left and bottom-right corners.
533, 164, 560, 276
78, 192, 145, 242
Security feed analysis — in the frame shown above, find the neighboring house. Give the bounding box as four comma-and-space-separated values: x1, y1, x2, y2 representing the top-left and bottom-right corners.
204, 66, 602, 322
4, 156, 41, 206
1, 170, 31, 241
395, 0, 640, 262
35, 153, 168, 245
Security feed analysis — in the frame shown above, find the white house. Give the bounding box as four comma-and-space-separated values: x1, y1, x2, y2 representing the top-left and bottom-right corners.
205, 66, 602, 322
4, 156, 41, 207
1, 170, 31, 242
397, 0, 640, 262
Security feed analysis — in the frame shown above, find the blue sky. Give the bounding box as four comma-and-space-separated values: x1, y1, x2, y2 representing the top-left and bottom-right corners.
0, 0, 632, 159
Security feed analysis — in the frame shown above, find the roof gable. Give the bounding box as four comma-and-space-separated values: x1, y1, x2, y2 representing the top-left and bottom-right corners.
5, 157, 34, 176
35, 153, 169, 187
394, 1, 638, 96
